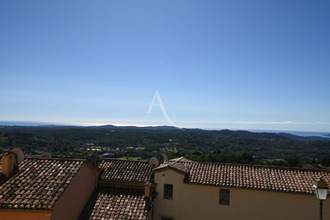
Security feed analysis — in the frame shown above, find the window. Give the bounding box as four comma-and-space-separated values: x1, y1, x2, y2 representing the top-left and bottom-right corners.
163, 184, 173, 199
219, 189, 230, 205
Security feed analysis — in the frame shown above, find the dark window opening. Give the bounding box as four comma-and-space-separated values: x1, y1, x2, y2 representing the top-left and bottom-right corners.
163, 184, 173, 199
219, 189, 230, 205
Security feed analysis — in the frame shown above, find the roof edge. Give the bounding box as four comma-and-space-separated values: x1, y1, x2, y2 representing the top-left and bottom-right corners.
171, 160, 330, 173
184, 181, 318, 196
101, 158, 149, 163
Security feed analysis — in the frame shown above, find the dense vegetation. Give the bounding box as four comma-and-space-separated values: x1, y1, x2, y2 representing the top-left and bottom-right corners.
0, 125, 329, 168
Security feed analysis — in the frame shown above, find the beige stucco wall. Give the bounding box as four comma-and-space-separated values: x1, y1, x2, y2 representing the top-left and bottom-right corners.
51, 164, 99, 220
154, 169, 330, 220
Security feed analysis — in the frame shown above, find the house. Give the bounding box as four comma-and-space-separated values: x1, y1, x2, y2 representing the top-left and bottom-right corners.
80, 158, 154, 220
0, 150, 329, 220
0, 151, 101, 220
153, 159, 330, 220
81, 157, 330, 220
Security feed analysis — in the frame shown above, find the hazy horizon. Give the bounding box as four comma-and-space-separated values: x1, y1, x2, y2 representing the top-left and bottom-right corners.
1, 120, 330, 137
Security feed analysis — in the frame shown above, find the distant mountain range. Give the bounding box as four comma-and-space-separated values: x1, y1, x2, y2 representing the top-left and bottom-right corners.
0, 121, 329, 142
1, 121, 329, 167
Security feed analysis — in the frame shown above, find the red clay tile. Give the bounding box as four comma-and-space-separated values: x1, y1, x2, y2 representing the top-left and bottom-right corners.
0, 158, 86, 210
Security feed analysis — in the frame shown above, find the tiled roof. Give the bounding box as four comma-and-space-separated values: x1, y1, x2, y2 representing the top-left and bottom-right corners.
0, 158, 85, 209
81, 187, 151, 220
156, 159, 330, 195
99, 159, 153, 184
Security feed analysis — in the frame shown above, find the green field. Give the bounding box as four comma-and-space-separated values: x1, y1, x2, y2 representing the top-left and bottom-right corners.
160, 147, 178, 153
0, 137, 8, 143
119, 157, 142, 160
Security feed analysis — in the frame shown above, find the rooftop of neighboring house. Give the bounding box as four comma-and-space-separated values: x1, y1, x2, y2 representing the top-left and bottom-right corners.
1, 154, 329, 218
99, 158, 153, 185
80, 186, 151, 220
154, 159, 330, 195
0, 157, 90, 210
80, 159, 154, 219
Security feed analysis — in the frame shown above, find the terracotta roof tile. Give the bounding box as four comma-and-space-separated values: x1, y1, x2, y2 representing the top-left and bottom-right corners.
81, 187, 150, 220
0, 158, 85, 210
158, 159, 330, 195
99, 159, 153, 184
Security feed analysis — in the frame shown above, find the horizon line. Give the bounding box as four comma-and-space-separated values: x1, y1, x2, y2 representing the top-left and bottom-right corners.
0, 120, 329, 134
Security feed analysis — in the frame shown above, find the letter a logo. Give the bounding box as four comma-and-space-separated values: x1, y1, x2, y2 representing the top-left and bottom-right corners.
146, 90, 176, 127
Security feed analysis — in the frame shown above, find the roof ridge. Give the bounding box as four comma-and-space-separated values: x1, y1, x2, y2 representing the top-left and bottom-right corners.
101, 158, 149, 163
25, 156, 87, 162
174, 161, 330, 172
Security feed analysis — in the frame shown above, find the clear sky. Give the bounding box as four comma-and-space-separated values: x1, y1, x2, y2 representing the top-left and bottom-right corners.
1, 0, 330, 132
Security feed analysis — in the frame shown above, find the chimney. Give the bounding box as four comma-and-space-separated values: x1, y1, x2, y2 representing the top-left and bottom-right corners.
144, 185, 151, 198
1, 151, 17, 178
144, 184, 152, 212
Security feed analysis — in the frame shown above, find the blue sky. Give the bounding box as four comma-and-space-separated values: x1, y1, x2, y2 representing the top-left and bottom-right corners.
1, 0, 330, 132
